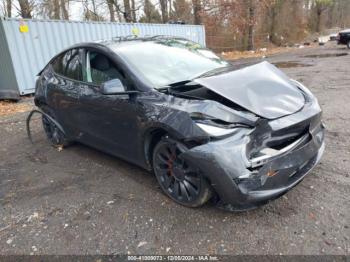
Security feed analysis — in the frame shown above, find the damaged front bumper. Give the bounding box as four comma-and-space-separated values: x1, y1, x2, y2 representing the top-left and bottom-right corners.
181, 100, 325, 211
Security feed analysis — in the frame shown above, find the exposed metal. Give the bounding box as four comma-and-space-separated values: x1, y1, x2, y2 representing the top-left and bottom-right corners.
0, 17, 206, 98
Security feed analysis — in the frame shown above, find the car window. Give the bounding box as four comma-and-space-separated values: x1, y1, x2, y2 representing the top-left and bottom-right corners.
51, 54, 65, 75
51, 49, 83, 81
84, 51, 124, 85
64, 50, 83, 81
111, 40, 229, 88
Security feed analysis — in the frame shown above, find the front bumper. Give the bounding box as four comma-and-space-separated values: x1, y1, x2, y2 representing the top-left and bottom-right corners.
181, 102, 325, 211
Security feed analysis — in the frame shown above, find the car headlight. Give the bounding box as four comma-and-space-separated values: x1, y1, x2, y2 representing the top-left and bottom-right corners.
196, 123, 240, 137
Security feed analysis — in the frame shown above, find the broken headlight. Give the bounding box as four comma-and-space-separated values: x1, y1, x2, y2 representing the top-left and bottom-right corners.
193, 117, 250, 138
196, 122, 239, 137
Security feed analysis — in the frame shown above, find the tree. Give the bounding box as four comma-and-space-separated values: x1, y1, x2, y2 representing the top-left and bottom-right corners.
139, 0, 161, 23
6, 0, 11, 17
18, 0, 34, 18
246, 0, 255, 50
123, 0, 132, 22
192, 0, 201, 24
172, 0, 192, 23
107, 0, 115, 21
159, 0, 168, 23
60, 0, 68, 20
314, 0, 334, 32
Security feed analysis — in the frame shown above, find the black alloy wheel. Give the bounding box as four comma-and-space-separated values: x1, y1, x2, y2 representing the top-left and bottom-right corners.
152, 137, 212, 207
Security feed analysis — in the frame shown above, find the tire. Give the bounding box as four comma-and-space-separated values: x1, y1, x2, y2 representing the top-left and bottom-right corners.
347, 41, 350, 49
152, 137, 212, 207
42, 114, 69, 147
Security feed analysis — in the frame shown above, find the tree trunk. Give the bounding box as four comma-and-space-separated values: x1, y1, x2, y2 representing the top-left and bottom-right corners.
247, 0, 254, 50
107, 0, 115, 21
269, 4, 277, 45
6, 0, 11, 17
159, 0, 168, 23
130, 0, 136, 22
316, 9, 322, 32
18, 0, 33, 18
192, 0, 201, 25
53, 0, 60, 19
60, 0, 69, 20
123, 0, 132, 22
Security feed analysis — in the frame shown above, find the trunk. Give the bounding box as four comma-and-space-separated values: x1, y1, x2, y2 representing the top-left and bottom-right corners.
247, 0, 254, 51
159, 0, 168, 23
123, 0, 132, 22
60, 0, 69, 20
18, 0, 33, 18
316, 9, 322, 32
168, 0, 172, 19
130, 0, 136, 22
6, 0, 11, 17
53, 0, 60, 19
91, 0, 97, 15
193, 62, 305, 119
192, 0, 201, 25
107, 0, 115, 21
113, 0, 122, 21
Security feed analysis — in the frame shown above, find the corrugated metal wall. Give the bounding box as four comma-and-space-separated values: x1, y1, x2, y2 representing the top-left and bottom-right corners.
0, 18, 19, 99
0, 17, 206, 97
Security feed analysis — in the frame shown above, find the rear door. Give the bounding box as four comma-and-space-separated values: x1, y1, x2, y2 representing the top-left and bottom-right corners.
46, 49, 84, 137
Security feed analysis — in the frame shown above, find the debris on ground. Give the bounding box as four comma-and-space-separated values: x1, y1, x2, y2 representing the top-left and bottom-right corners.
0, 100, 33, 116
221, 45, 315, 61
137, 241, 148, 248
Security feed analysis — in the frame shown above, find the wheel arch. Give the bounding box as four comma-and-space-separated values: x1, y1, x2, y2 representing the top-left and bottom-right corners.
143, 127, 169, 170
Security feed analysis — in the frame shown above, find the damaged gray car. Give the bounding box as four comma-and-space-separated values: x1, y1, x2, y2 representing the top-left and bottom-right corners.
34, 36, 325, 210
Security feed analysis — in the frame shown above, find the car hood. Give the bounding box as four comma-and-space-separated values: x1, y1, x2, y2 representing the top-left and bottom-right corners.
193, 61, 305, 119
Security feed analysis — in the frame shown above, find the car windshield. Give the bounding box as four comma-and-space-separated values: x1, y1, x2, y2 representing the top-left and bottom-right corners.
110, 39, 229, 88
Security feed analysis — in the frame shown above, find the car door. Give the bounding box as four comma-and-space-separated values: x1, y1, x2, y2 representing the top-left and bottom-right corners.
77, 49, 140, 161
46, 49, 84, 138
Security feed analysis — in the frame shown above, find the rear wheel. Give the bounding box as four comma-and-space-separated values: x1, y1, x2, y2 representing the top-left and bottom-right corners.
152, 137, 212, 207
347, 40, 350, 49
42, 115, 69, 147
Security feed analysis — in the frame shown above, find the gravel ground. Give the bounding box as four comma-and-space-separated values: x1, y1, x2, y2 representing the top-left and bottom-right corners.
0, 42, 349, 255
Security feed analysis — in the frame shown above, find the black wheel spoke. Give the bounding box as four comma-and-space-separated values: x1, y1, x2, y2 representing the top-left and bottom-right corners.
183, 180, 198, 197
180, 181, 190, 200
173, 181, 180, 197
158, 147, 171, 161
154, 139, 210, 206
185, 175, 200, 185
156, 154, 169, 168
163, 173, 173, 189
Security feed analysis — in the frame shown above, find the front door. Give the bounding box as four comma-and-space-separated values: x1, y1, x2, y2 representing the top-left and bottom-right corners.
77, 49, 140, 161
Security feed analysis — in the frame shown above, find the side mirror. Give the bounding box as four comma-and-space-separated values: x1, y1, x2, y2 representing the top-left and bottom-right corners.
101, 79, 138, 95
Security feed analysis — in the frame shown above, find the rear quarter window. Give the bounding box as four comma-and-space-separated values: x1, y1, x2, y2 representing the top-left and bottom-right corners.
51, 49, 83, 81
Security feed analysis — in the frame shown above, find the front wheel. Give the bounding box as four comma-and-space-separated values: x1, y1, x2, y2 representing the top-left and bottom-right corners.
152, 137, 212, 207
347, 41, 350, 49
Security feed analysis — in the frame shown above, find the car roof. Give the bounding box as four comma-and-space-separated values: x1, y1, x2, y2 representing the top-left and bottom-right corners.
73, 35, 196, 49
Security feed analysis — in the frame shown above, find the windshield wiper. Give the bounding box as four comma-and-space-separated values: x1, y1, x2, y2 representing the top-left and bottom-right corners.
194, 65, 234, 79
157, 80, 193, 92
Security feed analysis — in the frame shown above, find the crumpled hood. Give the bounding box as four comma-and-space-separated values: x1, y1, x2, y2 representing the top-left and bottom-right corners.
194, 61, 305, 119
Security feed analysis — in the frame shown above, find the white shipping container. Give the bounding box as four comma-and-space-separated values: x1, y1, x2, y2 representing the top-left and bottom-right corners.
0, 17, 206, 99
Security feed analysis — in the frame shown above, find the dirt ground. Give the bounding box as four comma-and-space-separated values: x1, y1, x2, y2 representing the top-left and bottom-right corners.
0, 42, 349, 255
